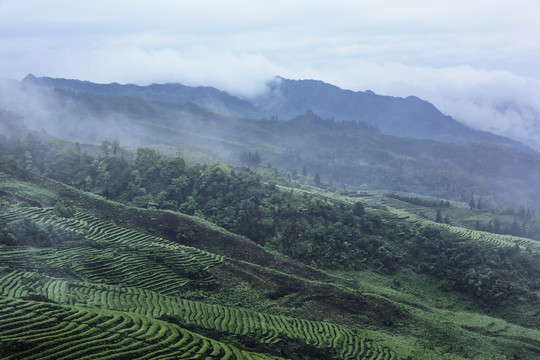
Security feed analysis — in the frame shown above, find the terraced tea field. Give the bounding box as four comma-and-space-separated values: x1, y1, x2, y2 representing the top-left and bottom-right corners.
438, 223, 540, 252
0, 205, 401, 359
0, 270, 400, 360
1, 171, 539, 360
0, 296, 283, 360
357, 195, 540, 252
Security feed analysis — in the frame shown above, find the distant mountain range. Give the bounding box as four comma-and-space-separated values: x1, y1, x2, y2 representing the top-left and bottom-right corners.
21, 74, 525, 149
3, 74, 539, 209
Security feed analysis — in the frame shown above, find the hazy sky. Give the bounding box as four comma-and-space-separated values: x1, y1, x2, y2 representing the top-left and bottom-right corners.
2, 0, 540, 146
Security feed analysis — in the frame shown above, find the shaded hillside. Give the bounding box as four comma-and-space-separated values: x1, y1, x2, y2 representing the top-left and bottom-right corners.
0, 147, 539, 359
255, 78, 523, 147
0, 163, 403, 360
258, 111, 540, 209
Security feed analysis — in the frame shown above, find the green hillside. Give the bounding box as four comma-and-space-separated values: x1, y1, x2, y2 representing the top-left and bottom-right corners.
1, 76, 540, 359
1, 139, 539, 359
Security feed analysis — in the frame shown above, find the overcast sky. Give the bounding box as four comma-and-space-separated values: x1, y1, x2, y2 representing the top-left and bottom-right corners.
2, 0, 540, 146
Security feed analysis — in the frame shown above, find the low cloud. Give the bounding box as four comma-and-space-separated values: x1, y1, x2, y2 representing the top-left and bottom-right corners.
0, 80, 149, 147
378, 65, 540, 150
274, 60, 540, 149
3, 43, 281, 99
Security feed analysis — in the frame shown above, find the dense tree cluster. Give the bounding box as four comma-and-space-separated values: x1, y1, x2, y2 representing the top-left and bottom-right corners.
237, 151, 262, 166
388, 193, 451, 208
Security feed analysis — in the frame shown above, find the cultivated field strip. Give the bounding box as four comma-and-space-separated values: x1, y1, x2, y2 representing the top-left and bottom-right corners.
0, 296, 283, 360
0, 206, 402, 359
0, 206, 224, 293
0, 270, 400, 360
0, 245, 210, 295
357, 196, 540, 252
72, 210, 223, 266
377, 197, 438, 220
438, 224, 540, 252
0, 206, 224, 267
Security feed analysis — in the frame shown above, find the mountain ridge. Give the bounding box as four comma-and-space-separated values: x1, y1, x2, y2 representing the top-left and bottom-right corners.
21, 74, 526, 149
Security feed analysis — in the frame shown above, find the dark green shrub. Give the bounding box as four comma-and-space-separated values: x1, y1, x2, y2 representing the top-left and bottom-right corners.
9, 218, 54, 246
9, 218, 85, 247
0, 220, 16, 246
54, 201, 75, 218
352, 201, 365, 217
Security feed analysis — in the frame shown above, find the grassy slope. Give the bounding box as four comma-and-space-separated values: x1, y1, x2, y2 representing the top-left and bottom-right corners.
1, 165, 539, 359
